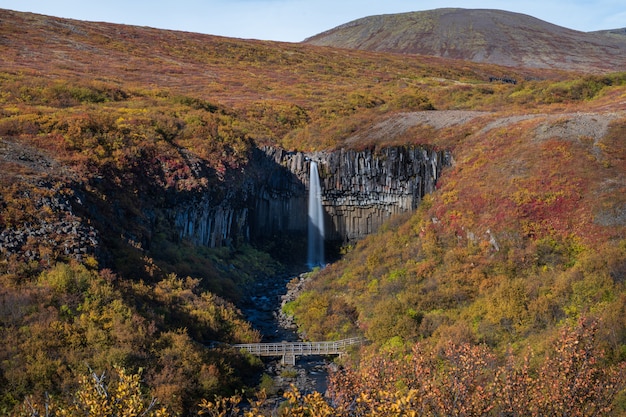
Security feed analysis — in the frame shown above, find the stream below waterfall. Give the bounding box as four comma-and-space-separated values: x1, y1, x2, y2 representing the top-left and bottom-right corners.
240, 272, 330, 398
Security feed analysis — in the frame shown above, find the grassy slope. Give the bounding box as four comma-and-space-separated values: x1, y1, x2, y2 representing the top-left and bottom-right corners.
1, 8, 626, 414
289, 89, 626, 357
0, 9, 570, 149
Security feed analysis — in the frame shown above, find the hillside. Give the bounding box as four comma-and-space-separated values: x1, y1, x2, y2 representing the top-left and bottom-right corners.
304, 8, 626, 73
0, 7, 626, 416
594, 27, 626, 40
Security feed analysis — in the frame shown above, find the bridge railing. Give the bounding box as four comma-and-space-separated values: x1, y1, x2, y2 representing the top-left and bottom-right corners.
233, 337, 363, 357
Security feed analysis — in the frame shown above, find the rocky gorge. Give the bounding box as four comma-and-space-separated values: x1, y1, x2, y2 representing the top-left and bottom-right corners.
0, 141, 449, 268
171, 145, 451, 264
240, 271, 329, 399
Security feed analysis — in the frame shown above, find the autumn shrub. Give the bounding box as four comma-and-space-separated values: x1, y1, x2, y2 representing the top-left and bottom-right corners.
391, 91, 436, 110
0, 262, 265, 415
243, 101, 310, 139
37, 262, 90, 295
326, 318, 625, 417
506, 73, 626, 105
171, 94, 219, 112
16, 366, 171, 417
193, 319, 624, 416
543, 74, 626, 102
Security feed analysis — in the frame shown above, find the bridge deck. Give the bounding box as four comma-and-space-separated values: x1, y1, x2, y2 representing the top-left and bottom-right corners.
234, 337, 362, 364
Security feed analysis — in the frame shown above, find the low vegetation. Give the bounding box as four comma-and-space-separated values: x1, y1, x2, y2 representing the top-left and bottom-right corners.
23, 317, 615, 416
1, 9, 625, 416
0, 262, 265, 415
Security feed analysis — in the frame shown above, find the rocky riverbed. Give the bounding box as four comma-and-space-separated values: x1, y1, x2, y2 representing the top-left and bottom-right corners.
240, 270, 329, 400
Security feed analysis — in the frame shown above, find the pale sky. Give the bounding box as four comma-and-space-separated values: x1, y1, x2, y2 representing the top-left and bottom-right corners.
0, 0, 624, 42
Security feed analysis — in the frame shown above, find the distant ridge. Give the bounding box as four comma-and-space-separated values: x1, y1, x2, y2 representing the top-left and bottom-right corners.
304, 8, 626, 73
593, 27, 626, 40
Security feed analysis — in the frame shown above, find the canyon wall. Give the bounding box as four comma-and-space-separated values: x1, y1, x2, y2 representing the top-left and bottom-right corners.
317, 146, 448, 241
0, 145, 449, 265
172, 145, 451, 252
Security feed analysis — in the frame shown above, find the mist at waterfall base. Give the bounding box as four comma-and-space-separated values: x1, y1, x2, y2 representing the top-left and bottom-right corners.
307, 161, 325, 268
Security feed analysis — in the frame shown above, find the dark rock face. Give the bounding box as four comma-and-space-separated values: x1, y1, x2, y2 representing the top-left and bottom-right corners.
171, 145, 450, 255
249, 147, 308, 240
316, 146, 447, 241
0, 145, 448, 267
172, 196, 250, 248
0, 184, 99, 263
169, 147, 308, 250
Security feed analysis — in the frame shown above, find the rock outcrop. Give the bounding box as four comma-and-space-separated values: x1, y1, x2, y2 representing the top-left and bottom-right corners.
0, 144, 448, 266
317, 146, 448, 241
173, 197, 250, 248
171, 145, 450, 256
257, 146, 449, 242
0, 184, 98, 263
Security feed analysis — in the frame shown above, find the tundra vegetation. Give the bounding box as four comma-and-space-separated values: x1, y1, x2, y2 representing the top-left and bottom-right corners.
0, 9, 626, 416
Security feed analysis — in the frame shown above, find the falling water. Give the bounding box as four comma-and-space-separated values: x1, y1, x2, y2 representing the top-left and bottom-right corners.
307, 161, 325, 268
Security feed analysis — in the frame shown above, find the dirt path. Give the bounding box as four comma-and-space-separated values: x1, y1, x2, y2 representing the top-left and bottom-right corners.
344, 110, 487, 146
345, 109, 625, 146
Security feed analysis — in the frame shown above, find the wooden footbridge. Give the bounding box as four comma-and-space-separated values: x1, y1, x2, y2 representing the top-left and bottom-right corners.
234, 337, 363, 365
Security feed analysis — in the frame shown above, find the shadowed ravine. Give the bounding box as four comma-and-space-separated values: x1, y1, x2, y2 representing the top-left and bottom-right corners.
237, 147, 449, 396
240, 272, 330, 396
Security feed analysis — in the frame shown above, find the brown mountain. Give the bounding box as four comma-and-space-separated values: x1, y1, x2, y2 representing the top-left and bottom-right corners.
304, 8, 626, 73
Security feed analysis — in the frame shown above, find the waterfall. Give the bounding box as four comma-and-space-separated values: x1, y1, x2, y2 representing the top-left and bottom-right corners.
307, 161, 325, 268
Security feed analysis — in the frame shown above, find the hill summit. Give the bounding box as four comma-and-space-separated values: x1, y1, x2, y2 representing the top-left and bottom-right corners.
304, 8, 626, 73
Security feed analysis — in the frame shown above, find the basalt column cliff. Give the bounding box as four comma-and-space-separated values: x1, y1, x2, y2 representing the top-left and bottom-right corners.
257, 146, 450, 243
173, 145, 450, 259
319, 146, 449, 241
